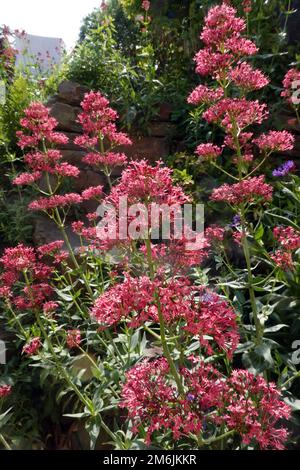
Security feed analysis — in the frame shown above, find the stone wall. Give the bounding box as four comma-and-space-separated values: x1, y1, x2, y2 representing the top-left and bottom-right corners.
47, 80, 176, 196
33, 80, 176, 246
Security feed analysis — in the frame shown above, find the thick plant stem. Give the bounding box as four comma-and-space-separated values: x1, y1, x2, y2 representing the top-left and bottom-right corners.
35, 315, 120, 445
241, 223, 263, 345
145, 237, 185, 396
232, 124, 263, 345
44, 172, 94, 299
0, 433, 11, 450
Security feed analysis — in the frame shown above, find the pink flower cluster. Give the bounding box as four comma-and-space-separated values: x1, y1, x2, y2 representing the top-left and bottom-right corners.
82, 152, 127, 168
17, 102, 68, 149
91, 276, 239, 358
203, 98, 268, 133
66, 329, 81, 349
271, 226, 300, 270
142, 0, 150, 12
187, 85, 223, 106
0, 244, 54, 310
194, 3, 258, 79
211, 176, 273, 205
74, 91, 131, 174
188, 2, 294, 179
107, 160, 189, 206
253, 131, 294, 153
22, 337, 42, 356
0, 384, 12, 398
28, 193, 83, 212
120, 358, 290, 449
196, 143, 222, 160
281, 68, 300, 106
229, 62, 269, 92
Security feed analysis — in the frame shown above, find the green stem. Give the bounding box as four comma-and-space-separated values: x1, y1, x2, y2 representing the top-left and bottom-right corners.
145, 237, 185, 396
281, 370, 300, 389
211, 162, 239, 181
6, 300, 28, 338
240, 218, 263, 345
77, 345, 119, 399
0, 433, 11, 450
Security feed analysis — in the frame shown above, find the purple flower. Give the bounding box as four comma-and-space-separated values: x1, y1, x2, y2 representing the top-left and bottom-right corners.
230, 214, 241, 228
187, 393, 195, 402
272, 160, 296, 177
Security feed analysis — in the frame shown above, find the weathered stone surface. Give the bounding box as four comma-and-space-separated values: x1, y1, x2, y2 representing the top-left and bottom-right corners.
49, 102, 82, 133
59, 132, 85, 151
57, 80, 89, 105
33, 215, 80, 250
60, 150, 87, 169
158, 102, 173, 122
275, 111, 300, 135
148, 121, 176, 137
117, 136, 170, 162
74, 169, 106, 192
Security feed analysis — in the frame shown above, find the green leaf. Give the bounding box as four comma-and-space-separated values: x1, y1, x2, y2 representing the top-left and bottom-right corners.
63, 412, 89, 419
254, 224, 264, 241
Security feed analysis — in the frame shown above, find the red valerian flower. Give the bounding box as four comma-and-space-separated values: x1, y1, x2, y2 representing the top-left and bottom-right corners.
229, 62, 269, 91
187, 85, 223, 106
271, 226, 300, 270
196, 143, 222, 160
43, 301, 59, 315
120, 358, 290, 449
211, 176, 273, 205
0, 244, 36, 271
142, 0, 150, 11
223, 369, 290, 450
17, 102, 68, 149
91, 276, 239, 358
81, 185, 103, 201
271, 250, 293, 270
281, 68, 300, 105
22, 337, 42, 356
200, 3, 245, 48
37, 240, 64, 257
0, 384, 12, 398
13, 171, 42, 186
273, 226, 300, 251
28, 193, 83, 212
194, 49, 233, 77
82, 152, 128, 168
76, 91, 132, 147
0, 245, 54, 310
203, 98, 268, 133
66, 329, 81, 349
107, 160, 190, 206
253, 130, 294, 153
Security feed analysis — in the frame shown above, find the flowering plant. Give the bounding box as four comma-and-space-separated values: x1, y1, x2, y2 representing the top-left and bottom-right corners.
0, 2, 298, 451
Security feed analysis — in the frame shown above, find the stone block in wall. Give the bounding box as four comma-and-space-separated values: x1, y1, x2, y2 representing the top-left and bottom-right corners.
148, 121, 176, 137
74, 169, 106, 192
275, 110, 300, 135
33, 215, 80, 249
117, 136, 170, 162
57, 80, 90, 105
49, 102, 82, 133
59, 132, 85, 151
60, 150, 87, 169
